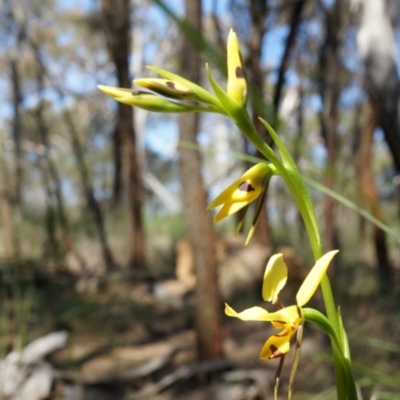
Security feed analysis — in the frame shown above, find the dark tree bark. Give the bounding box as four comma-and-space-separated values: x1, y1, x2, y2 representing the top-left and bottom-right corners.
318, 0, 342, 253
10, 59, 22, 208
101, 0, 146, 269
272, 0, 306, 118
178, 0, 223, 360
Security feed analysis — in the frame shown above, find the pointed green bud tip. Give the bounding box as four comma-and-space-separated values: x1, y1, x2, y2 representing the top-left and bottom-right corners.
226, 29, 247, 106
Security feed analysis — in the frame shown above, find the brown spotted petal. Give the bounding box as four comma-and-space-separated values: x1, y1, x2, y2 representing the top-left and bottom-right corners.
226, 29, 247, 105
208, 163, 271, 223
258, 306, 302, 359
134, 78, 193, 100
259, 326, 296, 359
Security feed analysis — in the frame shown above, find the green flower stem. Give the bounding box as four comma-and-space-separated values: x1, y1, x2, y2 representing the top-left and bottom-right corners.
303, 308, 358, 400
207, 66, 354, 397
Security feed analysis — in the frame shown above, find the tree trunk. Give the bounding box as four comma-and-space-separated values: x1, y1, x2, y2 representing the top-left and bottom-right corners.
0, 140, 18, 259
358, 105, 393, 293
101, 0, 146, 269
272, 0, 306, 120
319, 0, 342, 252
352, 0, 400, 207
178, 0, 223, 360
63, 109, 115, 270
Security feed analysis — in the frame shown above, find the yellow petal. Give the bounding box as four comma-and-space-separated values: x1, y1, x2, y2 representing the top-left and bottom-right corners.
259, 327, 294, 359
262, 253, 288, 302
98, 85, 132, 99
269, 305, 300, 329
296, 250, 339, 307
208, 163, 271, 209
213, 200, 249, 222
225, 304, 299, 326
225, 304, 270, 321
226, 29, 247, 104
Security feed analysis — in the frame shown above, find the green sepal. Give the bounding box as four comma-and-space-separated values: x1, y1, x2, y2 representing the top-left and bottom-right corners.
146, 66, 224, 111
235, 206, 248, 236
245, 182, 269, 245
206, 64, 244, 121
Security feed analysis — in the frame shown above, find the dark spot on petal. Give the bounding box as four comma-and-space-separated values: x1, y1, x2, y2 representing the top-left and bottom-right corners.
236, 66, 244, 78
239, 181, 255, 192
269, 344, 282, 359
166, 81, 175, 89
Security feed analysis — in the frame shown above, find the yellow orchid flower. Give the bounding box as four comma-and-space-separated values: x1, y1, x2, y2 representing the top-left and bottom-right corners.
225, 250, 338, 359
226, 29, 247, 105
207, 163, 273, 244
208, 163, 272, 223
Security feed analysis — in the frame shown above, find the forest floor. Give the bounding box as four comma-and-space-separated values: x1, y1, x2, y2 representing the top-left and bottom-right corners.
3, 238, 400, 400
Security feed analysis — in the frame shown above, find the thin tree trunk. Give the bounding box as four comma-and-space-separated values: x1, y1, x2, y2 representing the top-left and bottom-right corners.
5, 58, 22, 259
352, 0, 400, 209
0, 141, 18, 259
10, 59, 23, 209
358, 105, 393, 293
272, 0, 306, 119
62, 109, 115, 270
28, 38, 88, 268
178, 0, 223, 360
5, 1, 25, 258
319, 0, 342, 252
101, 0, 146, 269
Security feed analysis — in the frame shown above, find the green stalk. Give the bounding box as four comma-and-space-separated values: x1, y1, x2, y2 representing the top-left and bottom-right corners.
304, 308, 358, 399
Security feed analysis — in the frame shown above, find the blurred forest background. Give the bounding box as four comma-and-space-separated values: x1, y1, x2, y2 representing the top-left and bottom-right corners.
0, 0, 400, 399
